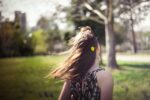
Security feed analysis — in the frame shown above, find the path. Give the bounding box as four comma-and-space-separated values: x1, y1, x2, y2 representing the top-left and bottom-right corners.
103, 53, 150, 63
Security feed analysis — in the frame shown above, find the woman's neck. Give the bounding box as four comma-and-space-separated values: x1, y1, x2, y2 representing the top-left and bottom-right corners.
88, 62, 100, 72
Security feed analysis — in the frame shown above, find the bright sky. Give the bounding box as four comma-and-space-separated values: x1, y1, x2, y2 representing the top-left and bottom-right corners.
1, 0, 70, 28
1, 0, 150, 32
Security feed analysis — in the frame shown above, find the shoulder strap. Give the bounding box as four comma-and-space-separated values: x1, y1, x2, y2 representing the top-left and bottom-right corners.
86, 67, 104, 76
92, 67, 105, 80
91, 67, 105, 74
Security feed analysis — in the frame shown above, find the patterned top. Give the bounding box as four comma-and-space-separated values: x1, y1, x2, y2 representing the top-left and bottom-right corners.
70, 68, 104, 100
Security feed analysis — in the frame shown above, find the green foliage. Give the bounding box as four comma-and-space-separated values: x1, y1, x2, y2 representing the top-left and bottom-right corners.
0, 54, 150, 100
0, 20, 33, 57
143, 32, 150, 37
32, 29, 47, 54
114, 23, 127, 45
32, 16, 63, 53
66, 0, 106, 45
46, 27, 62, 52
64, 32, 72, 43
74, 20, 105, 45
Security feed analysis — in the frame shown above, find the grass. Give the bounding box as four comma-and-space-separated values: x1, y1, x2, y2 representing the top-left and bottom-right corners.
0, 54, 150, 100
112, 61, 150, 100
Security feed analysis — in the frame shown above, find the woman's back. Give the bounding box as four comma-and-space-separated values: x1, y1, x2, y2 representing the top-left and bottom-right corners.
70, 68, 104, 100
49, 26, 113, 100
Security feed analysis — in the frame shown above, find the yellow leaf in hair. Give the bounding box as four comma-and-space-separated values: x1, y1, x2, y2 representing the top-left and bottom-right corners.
91, 46, 95, 52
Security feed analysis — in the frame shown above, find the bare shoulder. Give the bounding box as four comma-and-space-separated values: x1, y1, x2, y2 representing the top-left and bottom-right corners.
96, 69, 113, 86
96, 69, 114, 100
95, 69, 114, 100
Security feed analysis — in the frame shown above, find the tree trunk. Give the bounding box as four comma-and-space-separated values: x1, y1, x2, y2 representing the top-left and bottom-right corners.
130, 0, 137, 53
105, 0, 118, 69
99, 44, 103, 65
105, 20, 118, 69
131, 17, 137, 53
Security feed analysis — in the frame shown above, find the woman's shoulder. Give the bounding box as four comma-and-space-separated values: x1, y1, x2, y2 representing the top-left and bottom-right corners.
96, 69, 113, 86
97, 69, 113, 79
96, 69, 114, 100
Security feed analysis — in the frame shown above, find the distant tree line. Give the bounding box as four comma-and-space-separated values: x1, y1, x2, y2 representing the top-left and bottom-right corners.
0, 15, 70, 57
0, 20, 33, 57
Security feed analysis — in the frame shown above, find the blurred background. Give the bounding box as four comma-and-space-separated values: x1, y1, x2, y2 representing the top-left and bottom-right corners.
0, 0, 150, 100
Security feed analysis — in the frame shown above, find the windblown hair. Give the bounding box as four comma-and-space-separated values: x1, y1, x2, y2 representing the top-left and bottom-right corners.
48, 26, 99, 80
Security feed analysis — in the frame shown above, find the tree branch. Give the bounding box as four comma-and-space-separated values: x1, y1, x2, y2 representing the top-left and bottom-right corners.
83, 3, 107, 22
108, 0, 113, 22
118, 0, 150, 15
72, 14, 104, 24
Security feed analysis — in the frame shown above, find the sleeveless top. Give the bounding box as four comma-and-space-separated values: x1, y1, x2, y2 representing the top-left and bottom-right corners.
70, 68, 104, 100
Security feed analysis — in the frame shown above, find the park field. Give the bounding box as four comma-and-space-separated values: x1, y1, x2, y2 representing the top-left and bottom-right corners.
0, 54, 150, 100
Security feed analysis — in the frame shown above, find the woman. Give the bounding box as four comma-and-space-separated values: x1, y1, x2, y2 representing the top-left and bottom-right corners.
49, 26, 113, 100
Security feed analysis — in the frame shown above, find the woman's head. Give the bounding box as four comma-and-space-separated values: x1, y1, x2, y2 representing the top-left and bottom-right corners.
50, 26, 100, 80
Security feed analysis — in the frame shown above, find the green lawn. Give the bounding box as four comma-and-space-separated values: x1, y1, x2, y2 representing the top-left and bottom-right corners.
0, 55, 150, 100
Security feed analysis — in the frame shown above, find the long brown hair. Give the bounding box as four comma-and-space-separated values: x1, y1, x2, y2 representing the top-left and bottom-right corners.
48, 26, 99, 80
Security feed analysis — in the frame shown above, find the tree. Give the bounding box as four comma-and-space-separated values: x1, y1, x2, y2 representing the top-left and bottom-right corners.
0, 20, 14, 56
37, 16, 50, 31
31, 29, 47, 54
68, 0, 118, 68
67, 0, 150, 68
33, 16, 63, 54
116, 0, 150, 53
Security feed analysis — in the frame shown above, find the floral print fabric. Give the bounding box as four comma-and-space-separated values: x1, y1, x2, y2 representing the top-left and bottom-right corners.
70, 68, 104, 100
